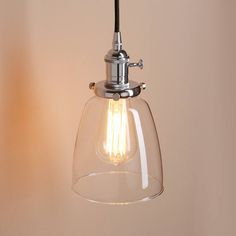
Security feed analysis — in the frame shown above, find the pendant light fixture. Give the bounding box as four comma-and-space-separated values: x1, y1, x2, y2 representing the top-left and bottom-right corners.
72, 0, 163, 204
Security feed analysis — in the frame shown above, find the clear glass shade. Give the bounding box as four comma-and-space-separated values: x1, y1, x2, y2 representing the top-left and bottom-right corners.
72, 96, 163, 204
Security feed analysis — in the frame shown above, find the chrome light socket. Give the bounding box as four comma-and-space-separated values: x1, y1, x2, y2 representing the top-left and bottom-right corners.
90, 32, 145, 100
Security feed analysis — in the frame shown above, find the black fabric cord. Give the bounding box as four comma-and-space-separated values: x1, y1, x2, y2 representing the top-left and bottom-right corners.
114, 0, 120, 32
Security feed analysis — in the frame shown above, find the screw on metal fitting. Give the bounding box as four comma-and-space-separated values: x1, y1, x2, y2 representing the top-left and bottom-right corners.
112, 93, 120, 101
128, 59, 144, 70
140, 82, 146, 90
89, 82, 96, 90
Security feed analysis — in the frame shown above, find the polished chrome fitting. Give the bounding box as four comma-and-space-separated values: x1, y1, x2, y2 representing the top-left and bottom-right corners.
90, 32, 145, 100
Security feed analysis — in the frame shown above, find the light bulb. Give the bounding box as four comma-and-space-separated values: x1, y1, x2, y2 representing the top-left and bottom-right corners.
97, 98, 137, 165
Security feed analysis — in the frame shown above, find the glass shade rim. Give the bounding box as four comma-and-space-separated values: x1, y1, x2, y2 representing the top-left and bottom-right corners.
72, 171, 164, 205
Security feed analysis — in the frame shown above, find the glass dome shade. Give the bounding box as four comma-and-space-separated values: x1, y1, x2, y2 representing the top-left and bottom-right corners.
72, 96, 163, 204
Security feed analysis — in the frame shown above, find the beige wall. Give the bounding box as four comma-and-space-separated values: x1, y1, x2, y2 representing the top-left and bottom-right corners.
0, 0, 236, 235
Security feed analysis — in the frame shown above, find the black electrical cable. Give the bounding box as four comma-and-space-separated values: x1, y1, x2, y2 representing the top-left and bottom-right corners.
114, 0, 120, 32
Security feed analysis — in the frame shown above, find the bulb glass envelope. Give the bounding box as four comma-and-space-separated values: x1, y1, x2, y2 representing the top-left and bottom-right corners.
72, 96, 163, 204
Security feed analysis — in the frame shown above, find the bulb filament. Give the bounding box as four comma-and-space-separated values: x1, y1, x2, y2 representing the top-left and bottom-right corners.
104, 99, 130, 165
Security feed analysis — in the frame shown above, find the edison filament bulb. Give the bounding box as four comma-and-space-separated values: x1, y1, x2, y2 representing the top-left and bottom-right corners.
97, 98, 137, 165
